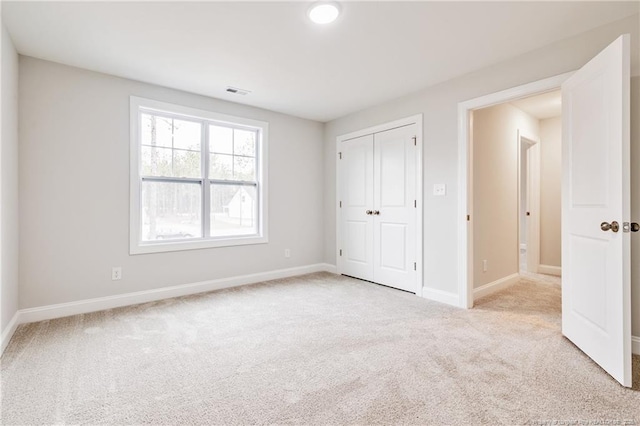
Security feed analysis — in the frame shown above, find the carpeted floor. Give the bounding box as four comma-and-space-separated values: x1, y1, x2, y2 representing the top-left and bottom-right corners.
1, 272, 638, 425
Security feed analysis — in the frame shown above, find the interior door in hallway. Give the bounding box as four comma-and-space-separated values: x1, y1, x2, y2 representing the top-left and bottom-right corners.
561, 34, 631, 387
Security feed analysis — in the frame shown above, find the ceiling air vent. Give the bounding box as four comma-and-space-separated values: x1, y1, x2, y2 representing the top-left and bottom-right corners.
226, 87, 251, 96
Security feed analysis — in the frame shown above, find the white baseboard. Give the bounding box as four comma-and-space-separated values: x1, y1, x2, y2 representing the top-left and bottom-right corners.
1, 312, 20, 355
322, 263, 338, 274
474, 273, 520, 300
1, 263, 334, 357
421, 287, 460, 307
19, 263, 334, 325
3, 263, 637, 358
538, 264, 562, 277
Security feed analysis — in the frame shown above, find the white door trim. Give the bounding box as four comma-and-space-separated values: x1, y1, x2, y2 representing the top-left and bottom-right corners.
457, 72, 573, 308
336, 114, 424, 296
518, 129, 541, 274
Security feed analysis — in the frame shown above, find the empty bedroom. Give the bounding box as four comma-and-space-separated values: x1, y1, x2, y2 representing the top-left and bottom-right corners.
1, 1, 639, 424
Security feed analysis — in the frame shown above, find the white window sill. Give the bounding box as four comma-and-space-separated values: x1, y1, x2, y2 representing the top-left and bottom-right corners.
130, 235, 268, 255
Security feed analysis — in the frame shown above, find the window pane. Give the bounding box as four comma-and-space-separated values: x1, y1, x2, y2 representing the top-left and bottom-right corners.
141, 146, 201, 178
210, 153, 233, 180
210, 125, 233, 154
173, 149, 201, 178
141, 146, 173, 177
141, 181, 202, 241
141, 113, 172, 148
210, 184, 257, 237
234, 156, 255, 181
234, 129, 256, 157
173, 119, 201, 151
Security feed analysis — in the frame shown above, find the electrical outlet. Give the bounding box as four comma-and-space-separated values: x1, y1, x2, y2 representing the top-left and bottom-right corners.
112, 267, 122, 281
284, 249, 291, 258
482, 260, 488, 272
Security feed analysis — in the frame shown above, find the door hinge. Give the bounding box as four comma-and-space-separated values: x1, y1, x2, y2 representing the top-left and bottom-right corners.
467, 214, 470, 221
339, 249, 342, 256
339, 152, 342, 159
339, 201, 342, 208
414, 262, 417, 271
412, 136, 417, 146
414, 200, 417, 208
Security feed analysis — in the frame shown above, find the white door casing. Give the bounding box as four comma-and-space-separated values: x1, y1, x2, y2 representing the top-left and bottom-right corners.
561, 34, 631, 387
458, 72, 574, 309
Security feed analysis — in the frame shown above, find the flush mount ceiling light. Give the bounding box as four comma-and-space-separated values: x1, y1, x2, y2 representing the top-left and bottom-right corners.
308, 2, 341, 25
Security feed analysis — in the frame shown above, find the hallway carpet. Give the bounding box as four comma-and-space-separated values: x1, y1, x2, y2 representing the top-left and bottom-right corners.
1, 273, 639, 424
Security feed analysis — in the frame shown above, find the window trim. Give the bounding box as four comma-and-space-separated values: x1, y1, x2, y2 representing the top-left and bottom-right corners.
130, 96, 269, 255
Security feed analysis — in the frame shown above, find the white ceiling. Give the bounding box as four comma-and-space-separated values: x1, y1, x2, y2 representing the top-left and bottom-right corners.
3, 1, 638, 122
511, 90, 562, 120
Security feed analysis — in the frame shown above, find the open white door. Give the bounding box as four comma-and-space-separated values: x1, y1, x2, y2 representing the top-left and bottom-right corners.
561, 35, 631, 387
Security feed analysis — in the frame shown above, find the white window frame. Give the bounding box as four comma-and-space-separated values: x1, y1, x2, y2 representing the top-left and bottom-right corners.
130, 96, 268, 255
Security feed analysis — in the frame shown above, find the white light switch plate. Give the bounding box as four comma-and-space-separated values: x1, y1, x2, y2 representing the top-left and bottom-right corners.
433, 184, 446, 196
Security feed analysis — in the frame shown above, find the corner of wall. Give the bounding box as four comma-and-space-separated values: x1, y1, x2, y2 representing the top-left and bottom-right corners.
1, 19, 21, 352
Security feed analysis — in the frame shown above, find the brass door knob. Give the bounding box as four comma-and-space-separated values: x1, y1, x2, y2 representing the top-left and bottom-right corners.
631, 222, 639, 233
601, 221, 620, 232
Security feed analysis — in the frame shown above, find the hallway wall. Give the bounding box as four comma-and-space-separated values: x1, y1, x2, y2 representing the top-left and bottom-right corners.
539, 117, 562, 269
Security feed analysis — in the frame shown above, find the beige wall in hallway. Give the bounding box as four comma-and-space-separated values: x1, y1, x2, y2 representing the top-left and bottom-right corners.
539, 117, 562, 268
472, 103, 538, 288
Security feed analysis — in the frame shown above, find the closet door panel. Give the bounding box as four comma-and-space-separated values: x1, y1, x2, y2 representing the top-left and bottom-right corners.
373, 124, 417, 292
340, 134, 374, 281
379, 223, 407, 271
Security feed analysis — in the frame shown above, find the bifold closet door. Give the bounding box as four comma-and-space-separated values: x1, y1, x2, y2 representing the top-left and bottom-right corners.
341, 134, 375, 281
373, 124, 417, 292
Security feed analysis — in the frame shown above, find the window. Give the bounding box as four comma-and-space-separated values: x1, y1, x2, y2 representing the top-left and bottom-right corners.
130, 97, 268, 254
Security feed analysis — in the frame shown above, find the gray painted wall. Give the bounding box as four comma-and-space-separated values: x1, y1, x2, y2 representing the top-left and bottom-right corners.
1, 22, 19, 335
7, 13, 640, 342
18, 57, 325, 309
323, 15, 640, 335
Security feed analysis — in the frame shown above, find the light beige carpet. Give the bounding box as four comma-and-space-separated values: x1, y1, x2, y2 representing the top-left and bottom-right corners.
1, 272, 638, 425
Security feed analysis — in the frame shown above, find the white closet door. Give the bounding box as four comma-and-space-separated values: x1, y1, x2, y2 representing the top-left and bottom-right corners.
373, 124, 417, 292
340, 134, 374, 281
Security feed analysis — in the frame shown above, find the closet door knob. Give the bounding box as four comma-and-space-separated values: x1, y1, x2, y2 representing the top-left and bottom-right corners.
373, 210, 380, 215
366, 210, 373, 215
